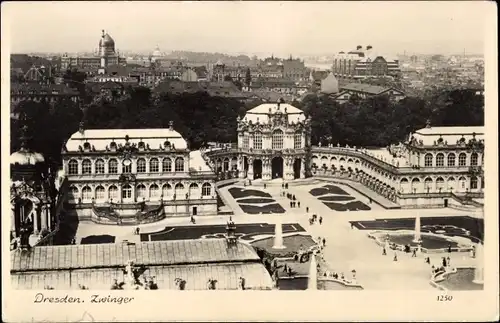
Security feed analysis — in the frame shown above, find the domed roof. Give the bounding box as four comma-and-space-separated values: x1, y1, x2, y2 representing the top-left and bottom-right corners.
99, 30, 115, 47
152, 46, 162, 57
320, 72, 339, 94
244, 102, 305, 125
10, 150, 45, 166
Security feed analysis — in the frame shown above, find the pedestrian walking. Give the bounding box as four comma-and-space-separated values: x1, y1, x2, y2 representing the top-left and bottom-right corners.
412, 248, 417, 257
322, 238, 326, 247
298, 201, 300, 208
306, 206, 309, 213
447, 244, 452, 253
351, 223, 354, 229
264, 183, 267, 189
446, 256, 451, 266
319, 216, 323, 225
393, 253, 398, 261
382, 247, 387, 255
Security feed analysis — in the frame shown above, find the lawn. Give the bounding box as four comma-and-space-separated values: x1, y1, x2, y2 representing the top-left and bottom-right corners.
228, 187, 272, 199
324, 201, 371, 211
237, 198, 276, 204
349, 216, 484, 241
142, 223, 306, 242
80, 234, 116, 244
309, 184, 350, 197
318, 195, 356, 202
239, 203, 286, 214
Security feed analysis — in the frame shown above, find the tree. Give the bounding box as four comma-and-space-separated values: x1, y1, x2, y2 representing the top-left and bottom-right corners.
224, 74, 233, 82
245, 68, 252, 86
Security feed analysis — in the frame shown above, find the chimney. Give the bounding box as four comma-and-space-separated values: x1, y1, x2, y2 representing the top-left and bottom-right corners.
357, 45, 362, 50
169, 120, 174, 130
367, 45, 373, 50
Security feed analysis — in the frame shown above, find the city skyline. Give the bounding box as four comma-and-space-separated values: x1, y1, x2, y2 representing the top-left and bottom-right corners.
3, 1, 491, 57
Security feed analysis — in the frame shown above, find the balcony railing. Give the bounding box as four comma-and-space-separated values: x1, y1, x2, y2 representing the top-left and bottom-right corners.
67, 170, 215, 180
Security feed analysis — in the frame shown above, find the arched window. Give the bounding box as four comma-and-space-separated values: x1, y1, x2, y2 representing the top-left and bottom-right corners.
424, 177, 433, 191
202, 183, 212, 196
470, 153, 478, 166
458, 176, 467, 191
149, 158, 159, 172
470, 176, 478, 189
68, 159, 79, 175
162, 184, 172, 198
149, 184, 160, 199
424, 154, 433, 167
82, 186, 92, 202
108, 185, 118, 200
253, 132, 262, 150
82, 159, 92, 174
400, 178, 409, 193
95, 159, 105, 174
436, 177, 445, 191
69, 186, 79, 200
411, 178, 420, 193
231, 157, 238, 170
136, 184, 147, 199
175, 157, 184, 172
447, 153, 456, 167
108, 159, 118, 174
223, 158, 230, 171
175, 183, 185, 196
137, 158, 147, 173
447, 177, 456, 192
294, 132, 302, 149
122, 184, 132, 199
436, 153, 444, 167
163, 158, 172, 172
458, 153, 467, 166
272, 129, 284, 150
189, 183, 199, 198
95, 186, 105, 200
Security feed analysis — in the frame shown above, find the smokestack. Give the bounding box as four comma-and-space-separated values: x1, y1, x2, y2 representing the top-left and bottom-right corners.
367, 45, 373, 50
356, 45, 362, 50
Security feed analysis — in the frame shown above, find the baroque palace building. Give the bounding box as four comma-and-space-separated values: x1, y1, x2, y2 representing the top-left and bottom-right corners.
60, 122, 217, 223
204, 103, 484, 208
207, 101, 312, 181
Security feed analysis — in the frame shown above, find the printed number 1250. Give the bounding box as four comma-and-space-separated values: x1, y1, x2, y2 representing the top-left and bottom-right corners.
437, 295, 453, 301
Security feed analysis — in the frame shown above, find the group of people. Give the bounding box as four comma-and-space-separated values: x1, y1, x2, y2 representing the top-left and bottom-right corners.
309, 214, 323, 225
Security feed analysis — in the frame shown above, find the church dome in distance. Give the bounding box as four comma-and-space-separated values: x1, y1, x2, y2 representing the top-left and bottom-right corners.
320, 72, 339, 94
99, 30, 115, 48
152, 45, 162, 58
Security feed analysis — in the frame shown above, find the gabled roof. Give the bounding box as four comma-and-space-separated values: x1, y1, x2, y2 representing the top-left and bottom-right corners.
340, 83, 403, 95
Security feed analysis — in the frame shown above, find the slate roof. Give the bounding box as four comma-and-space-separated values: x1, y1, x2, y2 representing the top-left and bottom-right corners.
11, 239, 259, 272
11, 263, 273, 290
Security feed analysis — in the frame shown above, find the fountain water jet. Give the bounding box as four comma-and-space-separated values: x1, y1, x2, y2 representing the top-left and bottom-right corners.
307, 252, 318, 290
473, 243, 484, 284
272, 219, 286, 249
413, 214, 422, 243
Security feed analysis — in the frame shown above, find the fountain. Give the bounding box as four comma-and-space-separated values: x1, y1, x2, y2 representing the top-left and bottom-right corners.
272, 219, 286, 249
413, 214, 422, 243
473, 243, 484, 284
307, 252, 318, 290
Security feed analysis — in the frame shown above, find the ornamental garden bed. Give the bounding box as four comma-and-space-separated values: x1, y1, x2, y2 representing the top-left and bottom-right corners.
239, 203, 286, 214
318, 195, 356, 202
323, 201, 371, 211
237, 198, 276, 204
309, 184, 350, 197
229, 187, 272, 199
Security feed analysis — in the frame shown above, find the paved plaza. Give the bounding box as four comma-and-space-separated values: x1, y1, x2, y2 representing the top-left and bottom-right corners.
72, 179, 482, 290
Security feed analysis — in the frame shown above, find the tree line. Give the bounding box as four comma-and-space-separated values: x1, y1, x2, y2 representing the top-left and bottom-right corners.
11, 86, 483, 172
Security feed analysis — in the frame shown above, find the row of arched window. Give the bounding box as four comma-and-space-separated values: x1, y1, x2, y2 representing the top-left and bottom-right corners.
424, 152, 481, 167
399, 176, 481, 192
69, 182, 213, 201
241, 130, 302, 150
67, 157, 185, 175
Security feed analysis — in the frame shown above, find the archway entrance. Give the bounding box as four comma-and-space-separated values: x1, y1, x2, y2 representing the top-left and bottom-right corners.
253, 159, 262, 179
293, 158, 301, 179
271, 157, 284, 179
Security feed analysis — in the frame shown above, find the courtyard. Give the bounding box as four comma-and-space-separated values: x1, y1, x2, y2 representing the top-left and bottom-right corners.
69, 179, 483, 291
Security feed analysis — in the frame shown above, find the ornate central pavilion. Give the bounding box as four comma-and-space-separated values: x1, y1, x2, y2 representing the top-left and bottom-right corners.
228, 101, 312, 181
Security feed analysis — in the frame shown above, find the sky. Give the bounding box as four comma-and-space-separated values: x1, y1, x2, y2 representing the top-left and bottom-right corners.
2, 1, 493, 57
